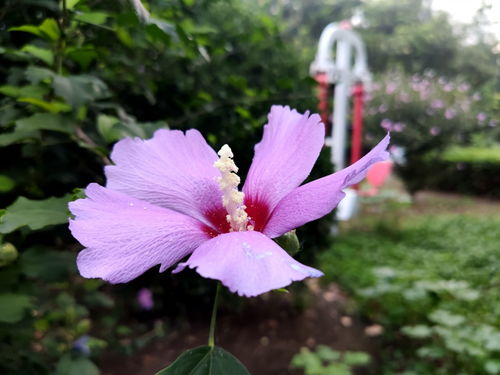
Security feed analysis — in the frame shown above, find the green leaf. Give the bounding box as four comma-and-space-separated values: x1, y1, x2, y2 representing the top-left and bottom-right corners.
53, 74, 110, 108
9, 19, 60, 41
0, 175, 15, 193
343, 351, 371, 366
17, 97, 71, 113
74, 12, 110, 26
21, 247, 75, 282
25, 66, 55, 84
429, 309, 465, 327
66, 0, 81, 10
37, 18, 61, 41
155, 346, 251, 375
9, 25, 45, 39
0, 85, 48, 100
65, 46, 98, 70
486, 360, 500, 375
401, 325, 433, 339
0, 195, 71, 234
315, 346, 341, 362
97, 114, 121, 142
21, 44, 54, 65
15, 113, 71, 134
55, 355, 99, 375
0, 130, 38, 146
0, 294, 32, 323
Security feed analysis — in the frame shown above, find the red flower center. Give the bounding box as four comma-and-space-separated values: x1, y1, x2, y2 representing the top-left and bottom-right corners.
203, 197, 271, 237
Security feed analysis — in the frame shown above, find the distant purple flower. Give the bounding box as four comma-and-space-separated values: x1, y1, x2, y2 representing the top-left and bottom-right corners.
380, 118, 393, 131
443, 83, 454, 92
385, 82, 397, 94
399, 92, 410, 103
431, 99, 444, 109
445, 108, 456, 120
430, 127, 440, 136
477, 112, 487, 122
73, 336, 90, 355
378, 104, 388, 113
68, 106, 390, 297
489, 121, 497, 127
456, 163, 465, 170
137, 288, 154, 310
393, 122, 406, 132
460, 101, 471, 112
419, 89, 430, 100
458, 83, 470, 92
472, 92, 481, 101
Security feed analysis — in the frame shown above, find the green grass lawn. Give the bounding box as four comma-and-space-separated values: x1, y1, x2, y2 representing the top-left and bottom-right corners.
318, 196, 500, 375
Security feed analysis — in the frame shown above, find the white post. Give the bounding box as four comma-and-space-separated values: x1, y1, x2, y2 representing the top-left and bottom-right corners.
332, 39, 351, 171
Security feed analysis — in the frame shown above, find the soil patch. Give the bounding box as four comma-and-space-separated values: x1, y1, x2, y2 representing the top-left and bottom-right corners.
101, 281, 381, 375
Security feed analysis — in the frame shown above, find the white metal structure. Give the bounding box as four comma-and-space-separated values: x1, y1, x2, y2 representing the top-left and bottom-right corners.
310, 22, 371, 171
310, 22, 370, 221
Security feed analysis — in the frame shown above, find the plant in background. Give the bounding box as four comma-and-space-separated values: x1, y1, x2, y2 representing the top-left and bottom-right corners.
291, 345, 370, 375
319, 213, 500, 375
364, 70, 498, 195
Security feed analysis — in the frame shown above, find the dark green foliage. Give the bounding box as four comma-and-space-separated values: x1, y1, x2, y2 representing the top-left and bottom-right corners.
155, 346, 251, 375
0, 0, 329, 373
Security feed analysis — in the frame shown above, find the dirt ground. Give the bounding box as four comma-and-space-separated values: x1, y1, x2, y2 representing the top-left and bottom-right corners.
101, 281, 381, 375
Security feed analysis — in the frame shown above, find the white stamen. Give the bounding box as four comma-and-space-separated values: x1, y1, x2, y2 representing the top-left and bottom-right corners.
214, 144, 252, 231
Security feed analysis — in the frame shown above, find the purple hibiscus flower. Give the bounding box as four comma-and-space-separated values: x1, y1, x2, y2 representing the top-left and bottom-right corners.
69, 106, 389, 297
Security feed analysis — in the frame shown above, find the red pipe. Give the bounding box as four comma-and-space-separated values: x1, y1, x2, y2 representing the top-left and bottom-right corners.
315, 72, 330, 135
351, 82, 364, 164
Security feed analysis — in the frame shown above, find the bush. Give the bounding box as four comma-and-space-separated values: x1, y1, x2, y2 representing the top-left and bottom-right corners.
0, 0, 329, 373
364, 70, 498, 195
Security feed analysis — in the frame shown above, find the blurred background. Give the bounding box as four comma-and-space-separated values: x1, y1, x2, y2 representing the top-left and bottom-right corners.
0, 0, 498, 374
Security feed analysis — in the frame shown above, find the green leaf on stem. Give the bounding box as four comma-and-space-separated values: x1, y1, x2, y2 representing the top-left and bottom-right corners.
0, 85, 48, 100
21, 44, 54, 65
0, 130, 39, 146
9, 19, 60, 41
15, 113, 72, 134
74, 12, 110, 26
17, 97, 71, 113
155, 346, 251, 375
0, 195, 71, 234
54, 355, 99, 375
53, 74, 110, 108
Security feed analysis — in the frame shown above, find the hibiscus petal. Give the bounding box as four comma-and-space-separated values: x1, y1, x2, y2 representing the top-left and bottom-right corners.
105, 129, 225, 229
243, 106, 325, 219
173, 231, 323, 297
264, 134, 390, 237
69, 183, 210, 283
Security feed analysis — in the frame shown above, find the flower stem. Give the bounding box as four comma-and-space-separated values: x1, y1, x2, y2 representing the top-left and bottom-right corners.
208, 282, 221, 348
